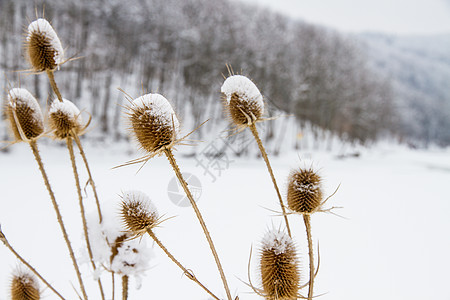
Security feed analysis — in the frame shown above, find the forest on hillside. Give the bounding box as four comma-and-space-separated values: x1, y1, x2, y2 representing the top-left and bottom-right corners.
2, 0, 445, 150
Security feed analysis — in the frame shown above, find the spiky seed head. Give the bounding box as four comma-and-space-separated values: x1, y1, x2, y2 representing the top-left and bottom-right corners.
48, 99, 83, 139
10, 268, 40, 300
260, 229, 300, 300
287, 168, 323, 214
26, 18, 64, 72
5, 88, 44, 142
221, 75, 264, 127
120, 190, 160, 235
127, 93, 179, 154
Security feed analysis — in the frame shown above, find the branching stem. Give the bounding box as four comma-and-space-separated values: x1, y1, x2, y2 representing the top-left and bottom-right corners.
29, 140, 88, 300
67, 137, 105, 300
249, 124, 292, 238
146, 229, 220, 300
46, 70, 63, 102
163, 148, 232, 300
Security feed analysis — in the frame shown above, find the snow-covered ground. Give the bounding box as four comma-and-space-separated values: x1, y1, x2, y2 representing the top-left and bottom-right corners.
0, 140, 449, 299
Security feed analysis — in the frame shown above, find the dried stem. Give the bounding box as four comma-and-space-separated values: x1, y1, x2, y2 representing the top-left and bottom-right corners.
303, 214, 314, 300
111, 273, 115, 300
29, 140, 88, 300
46, 70, 63, 102
122, 275, 128, 300
249, 124, 292, 238
73, 134, 103, 223
146, 229, 220, 300
0, 229, 65, 300
163, 148, 232, 300
66, 137, 105, 300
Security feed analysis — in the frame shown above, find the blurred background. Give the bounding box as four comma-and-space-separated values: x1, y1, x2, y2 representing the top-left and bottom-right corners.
1, 0, 449, 152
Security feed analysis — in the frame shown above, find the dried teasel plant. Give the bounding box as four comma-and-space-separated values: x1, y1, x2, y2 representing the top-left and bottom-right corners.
4, 87, 88, 300
120, 92, 232, 300
0, 227, 65, 300
286, 167, 338, 300
10, 268, 41, 300
25, 18, 64, 102
221, 72, 292, 238
119, 190, 220, 300
248, 229, 303, 300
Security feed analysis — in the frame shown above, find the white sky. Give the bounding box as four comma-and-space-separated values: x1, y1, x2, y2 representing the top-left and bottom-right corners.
238, 0, 450, 35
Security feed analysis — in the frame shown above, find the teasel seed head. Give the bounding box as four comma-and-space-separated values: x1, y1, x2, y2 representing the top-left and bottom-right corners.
120, 190, 160, 236
127, 93, 179, 154
10, 268, 40, 300
260, 229, 300, 300
5, 88, 44, 142
287, 168, 323, 214
48, 98, 83, 139
26, 18, 64, 72
221, 75, 264, 127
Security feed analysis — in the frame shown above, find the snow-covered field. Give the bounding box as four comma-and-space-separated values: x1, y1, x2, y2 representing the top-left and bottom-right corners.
0, 141, 449, 300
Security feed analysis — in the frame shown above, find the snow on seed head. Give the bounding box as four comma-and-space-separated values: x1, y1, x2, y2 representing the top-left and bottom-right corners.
221, 75, 264, 126
26, 18, 64, 72
259, 229, 300, 299
287, 168, 323, 214
48, 99, 83, 139
120, 190, 160, 235
128, 93, 179, 154
6, 88, 44, 142
10, 267, 40, 300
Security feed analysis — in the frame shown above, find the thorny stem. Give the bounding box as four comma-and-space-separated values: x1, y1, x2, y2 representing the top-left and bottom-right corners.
163, 148, 232, 300
249, 124, 292, 238
67, 137, 106, 300
46, 70, 63, 103
111, 273, 115, 300
303, 214, 315, 300
73, 134, 103, 223
0, 229, 66, 300
29, 140, 88, 300
146, 229, 220, 300
122, 275, 128, 300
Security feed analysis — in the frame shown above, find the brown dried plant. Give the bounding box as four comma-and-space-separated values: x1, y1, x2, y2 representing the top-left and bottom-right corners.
10, 268, 41, 300
119, 191, 220, 300
221, 70, 292, 238
4, 87, 88, 299
248, 229, 303, 300
120, 92, 232, 300
0, 228, 65, 300
286, 167, 337, 300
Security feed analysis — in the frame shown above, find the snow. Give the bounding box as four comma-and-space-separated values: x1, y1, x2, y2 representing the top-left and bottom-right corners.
11, 267, 40, 291
132, 93, 180, 135
261, 229, 293, 255
7, 88, 44, 125
49, 99, 82, 122
221, 75, 264, 110
0, 143, 450, 300
27, 18, 64, 66
293, 180, 320, 194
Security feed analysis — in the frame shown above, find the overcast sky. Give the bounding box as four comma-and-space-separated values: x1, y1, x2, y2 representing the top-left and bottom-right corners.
238, 0, 450, 35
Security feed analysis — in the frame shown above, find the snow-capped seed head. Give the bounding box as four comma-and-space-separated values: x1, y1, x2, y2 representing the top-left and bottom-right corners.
48, 99, 83, 139
10, 268, 40, 300
5, 88, 44, 142
128, 93, 179, 154
260, 229, 299, 300
221, 75, 264, 126
287, 168, 323, 214
26, 18, 64, 72
120, 190, 160, 235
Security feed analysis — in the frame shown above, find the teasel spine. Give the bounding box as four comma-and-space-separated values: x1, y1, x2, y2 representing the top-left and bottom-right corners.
146, 229, 220, 300
163, 147, 232, 300
11, 270, 40, 300
0, 228, 65, 300
249, 123, 292, 238
29, 140, 88, 300
66, 137, 105, 300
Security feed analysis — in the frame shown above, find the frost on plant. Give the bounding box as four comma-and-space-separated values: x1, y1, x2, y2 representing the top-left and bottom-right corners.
261, 229, 293, 255
27, 18, 64, 67
220, 75, 264, 110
